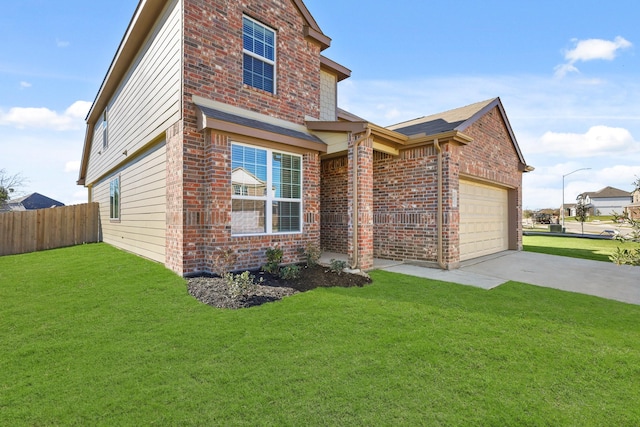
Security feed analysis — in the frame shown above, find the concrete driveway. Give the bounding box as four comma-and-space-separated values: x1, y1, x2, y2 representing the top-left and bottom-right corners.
381, 251, 640, 306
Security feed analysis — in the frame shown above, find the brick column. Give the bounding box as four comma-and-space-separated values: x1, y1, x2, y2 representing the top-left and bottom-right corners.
441, 142, 460, 269
347, 132, 374, 270
165, 120, 184, 275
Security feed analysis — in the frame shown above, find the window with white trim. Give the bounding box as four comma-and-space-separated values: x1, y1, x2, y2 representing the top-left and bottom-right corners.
242, 16, 276, 93
109, 176, 120, 221
231, 143, 301, 235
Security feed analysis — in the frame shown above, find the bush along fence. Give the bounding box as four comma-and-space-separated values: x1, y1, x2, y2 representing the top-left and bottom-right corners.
0, 202, 100, 256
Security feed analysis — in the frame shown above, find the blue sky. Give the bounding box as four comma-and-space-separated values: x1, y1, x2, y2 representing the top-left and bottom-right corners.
1, 1, 639, 209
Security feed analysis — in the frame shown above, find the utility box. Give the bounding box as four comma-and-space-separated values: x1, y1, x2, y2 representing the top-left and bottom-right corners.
549, 224, 563, 233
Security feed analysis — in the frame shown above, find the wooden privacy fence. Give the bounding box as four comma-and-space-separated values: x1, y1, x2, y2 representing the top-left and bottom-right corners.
0, 203, 100, 257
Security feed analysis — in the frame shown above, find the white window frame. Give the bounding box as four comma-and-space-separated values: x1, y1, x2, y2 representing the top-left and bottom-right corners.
231, 142, 302, 236
242, 15, 277, 94
109, 175, 120, 221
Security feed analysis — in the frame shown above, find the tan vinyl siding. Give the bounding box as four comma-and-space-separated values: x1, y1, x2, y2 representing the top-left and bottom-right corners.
319, 69, 337, 121
93, 142, 167, 263
86, 0, 181, 185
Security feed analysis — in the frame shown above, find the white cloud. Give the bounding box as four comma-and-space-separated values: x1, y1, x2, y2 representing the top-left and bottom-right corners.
537, 126, 638, 157
56, 39, 70, 48
555, 36, 632, 78
0, 100, 91, 131
19, 81, 32, 89
64, 160, 80, 173
566, 36, 632, 62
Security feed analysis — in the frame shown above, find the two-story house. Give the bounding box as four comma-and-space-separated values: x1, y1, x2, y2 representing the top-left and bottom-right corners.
78, 0, 531, 276
577, 186, 632, 216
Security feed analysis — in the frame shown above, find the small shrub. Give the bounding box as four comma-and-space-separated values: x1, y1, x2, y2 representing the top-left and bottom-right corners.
303, 242, 322, 267
224, 271, 258, 300
211, 247, 237, 277
329, 259, 347, 274
279, 265, 301, 280
262, 246, 283, 274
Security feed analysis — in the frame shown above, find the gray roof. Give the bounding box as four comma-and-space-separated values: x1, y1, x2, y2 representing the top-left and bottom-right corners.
580, 186, 632, 199
6, 192, 64, 210
196, 104, 323, 144
388, 98, 498, 136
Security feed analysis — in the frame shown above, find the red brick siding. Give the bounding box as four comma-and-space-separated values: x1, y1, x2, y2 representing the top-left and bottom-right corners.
166, 0, 326, 275
320, 156, 348, 254
348, 136, 374, 269
183, 0, 322, 125
373, 146, 439, 263
458, 107, 524, 250
182, 132, 321, 274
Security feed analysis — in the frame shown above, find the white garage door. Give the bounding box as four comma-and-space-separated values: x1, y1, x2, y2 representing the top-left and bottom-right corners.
459, 180, 509, 261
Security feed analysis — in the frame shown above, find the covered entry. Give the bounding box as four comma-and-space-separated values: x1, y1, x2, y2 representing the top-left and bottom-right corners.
459, 179, 509, 261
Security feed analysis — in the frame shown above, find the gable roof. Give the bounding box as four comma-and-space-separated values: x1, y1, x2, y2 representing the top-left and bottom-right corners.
388, 98, 497, 136
387, 98, 530, 168
7, 192, 65, 210
580, 186, 632, 199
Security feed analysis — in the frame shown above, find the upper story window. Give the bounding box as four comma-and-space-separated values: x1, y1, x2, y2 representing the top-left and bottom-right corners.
102, 110, 108, 150
242, 16, 276, 94
109, 175, 120, 221
231, 143, 301, 235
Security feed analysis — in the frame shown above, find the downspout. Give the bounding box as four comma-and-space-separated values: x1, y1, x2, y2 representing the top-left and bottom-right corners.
434, 138, 446, 269
351, 128, 372, 269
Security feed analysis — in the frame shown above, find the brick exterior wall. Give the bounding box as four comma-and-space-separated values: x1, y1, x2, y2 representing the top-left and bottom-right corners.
164, 0, 327, 275
320, 156, 348, 254
457, 106, 524, 251
373, 146, 439, 263
348, 134, 374, 269
320, 108, 523, 268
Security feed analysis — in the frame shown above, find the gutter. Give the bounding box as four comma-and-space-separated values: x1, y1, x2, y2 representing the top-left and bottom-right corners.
350, 128, 371, 269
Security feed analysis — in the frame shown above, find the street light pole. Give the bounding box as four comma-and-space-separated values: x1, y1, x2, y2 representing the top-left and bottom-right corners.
562, 167, 592, 228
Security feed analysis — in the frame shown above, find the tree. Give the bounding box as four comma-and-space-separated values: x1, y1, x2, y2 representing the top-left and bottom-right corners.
0, 169, 26, 205
575, 195, 589, 235
610, 177, 640, 266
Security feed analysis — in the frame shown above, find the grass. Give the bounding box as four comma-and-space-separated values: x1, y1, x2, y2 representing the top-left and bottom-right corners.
564, 215, 617, 222
523, 234, 640, 262
2, 243, 640, 425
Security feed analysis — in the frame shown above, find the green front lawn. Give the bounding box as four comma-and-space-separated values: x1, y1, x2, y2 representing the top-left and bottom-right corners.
2, 244, 640, 425
523, 234, 640, 262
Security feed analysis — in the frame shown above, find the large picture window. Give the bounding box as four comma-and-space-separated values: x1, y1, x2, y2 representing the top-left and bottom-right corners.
109, 176, 120, 221
242, 16, 276, 93
231, 144, 301, 235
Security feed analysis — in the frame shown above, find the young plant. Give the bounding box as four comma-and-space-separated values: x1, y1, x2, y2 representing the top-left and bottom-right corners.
262, 246, 283, 275
329, 259, 347, 275
211, 247, 237, 277
303, 242, 322, 267
279, 265, 301, 280
224, 271, 258, 300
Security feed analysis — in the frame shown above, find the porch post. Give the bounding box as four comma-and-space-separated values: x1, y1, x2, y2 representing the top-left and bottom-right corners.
347, 131, 374, 270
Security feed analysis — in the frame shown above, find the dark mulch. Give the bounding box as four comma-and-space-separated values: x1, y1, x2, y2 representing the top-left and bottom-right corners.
187, 264, 372, 309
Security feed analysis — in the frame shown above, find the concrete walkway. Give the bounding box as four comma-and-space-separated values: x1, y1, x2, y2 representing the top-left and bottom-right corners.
382, 251, 640, 306
321, 251, 640, 305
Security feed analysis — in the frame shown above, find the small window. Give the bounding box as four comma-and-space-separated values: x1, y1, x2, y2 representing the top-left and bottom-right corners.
242, 16, 276, 93
231, 143, 301, 235
102, 110, 108, 150
109, 176, 120, 221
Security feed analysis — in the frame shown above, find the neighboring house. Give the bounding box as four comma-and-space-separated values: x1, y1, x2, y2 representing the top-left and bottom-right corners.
561, 203, 577, 218
1, 192, 65, 212
626, 189, 640, 220
77, 0, 532, 275
577, 186, 632, 216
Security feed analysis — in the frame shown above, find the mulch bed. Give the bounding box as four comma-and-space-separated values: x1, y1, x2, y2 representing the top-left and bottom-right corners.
187, 263, 372, 309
